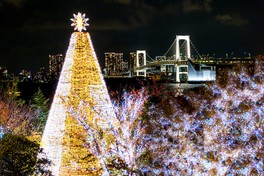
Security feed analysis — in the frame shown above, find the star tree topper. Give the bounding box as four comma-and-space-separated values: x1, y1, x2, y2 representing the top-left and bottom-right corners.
71, 12, 89, 32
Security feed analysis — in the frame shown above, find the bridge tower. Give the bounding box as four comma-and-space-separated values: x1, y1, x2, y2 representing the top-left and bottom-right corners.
136, 50, 146, 77
40, 13, 115, 175
175, 35, 190, 82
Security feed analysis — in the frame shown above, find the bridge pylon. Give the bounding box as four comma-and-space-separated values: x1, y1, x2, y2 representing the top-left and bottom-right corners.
136, 50, 146, 77
175, 35, 190, 82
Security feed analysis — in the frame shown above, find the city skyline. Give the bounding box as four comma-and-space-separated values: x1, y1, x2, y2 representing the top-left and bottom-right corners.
0, 0, 263, 73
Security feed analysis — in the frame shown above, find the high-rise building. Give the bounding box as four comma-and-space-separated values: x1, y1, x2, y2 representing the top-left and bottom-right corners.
33, 67, 48, 83
122, 60, 129, 75
104, 52, 124, 76
129, 52, 137, 76
49, 54, 64, 80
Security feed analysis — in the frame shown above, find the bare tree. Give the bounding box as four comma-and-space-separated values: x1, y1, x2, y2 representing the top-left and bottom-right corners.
66, 56, 263, 175
141, 56, 264, 175
0, 92, 36, 135
67, 88, 149, 175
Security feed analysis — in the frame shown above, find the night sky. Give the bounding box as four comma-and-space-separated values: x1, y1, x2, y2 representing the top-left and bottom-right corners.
0, 0, 263, 73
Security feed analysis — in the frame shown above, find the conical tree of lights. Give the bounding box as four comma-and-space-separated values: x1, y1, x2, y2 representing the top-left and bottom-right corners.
40, 13, 116, 175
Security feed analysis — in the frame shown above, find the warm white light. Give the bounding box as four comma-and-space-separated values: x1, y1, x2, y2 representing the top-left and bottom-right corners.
40, 33, 76, 175
71, 12, 89, 32
40, 28, 115, 175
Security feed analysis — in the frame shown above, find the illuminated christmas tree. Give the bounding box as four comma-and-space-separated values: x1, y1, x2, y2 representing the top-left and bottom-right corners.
40, 12, 115, 175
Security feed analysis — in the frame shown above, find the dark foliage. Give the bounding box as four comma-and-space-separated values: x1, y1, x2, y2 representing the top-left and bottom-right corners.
0, 133, 52, 176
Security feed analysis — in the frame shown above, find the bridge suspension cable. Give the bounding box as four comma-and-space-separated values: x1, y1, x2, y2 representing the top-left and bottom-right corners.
180, 41, 186, 49
146, 52, 154, 62
190, 39, 202, 59
163, 39, 187, 57
163, 39, 176, 56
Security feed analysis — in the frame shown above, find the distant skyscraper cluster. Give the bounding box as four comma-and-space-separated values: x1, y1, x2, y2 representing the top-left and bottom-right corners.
49, 54, 64, 81
0, 54, 64, 83
104, 52, 128, 76
33, 67, 48, 83
104, 51, 147, 77
129, 52, 137, 76
30, 54, 64, 83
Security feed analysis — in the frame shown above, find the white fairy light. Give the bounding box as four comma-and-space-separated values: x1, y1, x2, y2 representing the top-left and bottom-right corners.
40, 33, 76, 175
40, 12, 117, 175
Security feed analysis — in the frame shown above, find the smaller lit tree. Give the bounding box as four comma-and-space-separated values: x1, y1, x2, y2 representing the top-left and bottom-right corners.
140, 56, 264, 175
109, 89, 149, 175
30, 88, 49, 132
0, 92, 35, 135
68, 88, 149, 175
